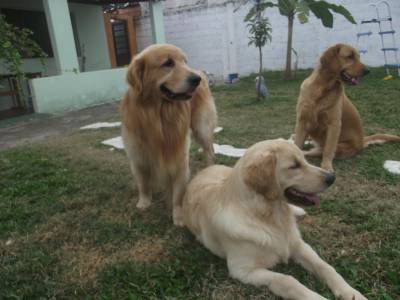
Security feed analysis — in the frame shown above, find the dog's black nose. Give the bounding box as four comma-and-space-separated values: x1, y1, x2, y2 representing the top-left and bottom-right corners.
363, 68, 370, 76
325, 172, 336, 186
188, 74, 201, 86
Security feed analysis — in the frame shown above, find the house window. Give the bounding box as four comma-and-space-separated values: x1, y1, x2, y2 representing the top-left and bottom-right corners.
1, 8, 53, 57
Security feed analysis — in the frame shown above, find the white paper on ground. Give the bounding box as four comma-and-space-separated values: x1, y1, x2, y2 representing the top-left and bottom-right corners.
287, 134, 313, 146
287, 134, 296, 144
102, 136, 124, 149
101, 134, 316, 159
102, 135, 247, 158
213, 143, 246, 157
80, 121, 121, 130
82, 123, 220, 132
383, 160, 400, 175
214, 127, 223, 133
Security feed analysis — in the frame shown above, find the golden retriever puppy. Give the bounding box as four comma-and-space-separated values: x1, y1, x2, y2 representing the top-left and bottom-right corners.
121, 44, 217, 225
295, 43, 400, 171
183, 139, 367, 300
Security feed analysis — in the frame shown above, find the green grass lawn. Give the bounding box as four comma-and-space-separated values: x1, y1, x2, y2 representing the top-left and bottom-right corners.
1, 68, 399, 299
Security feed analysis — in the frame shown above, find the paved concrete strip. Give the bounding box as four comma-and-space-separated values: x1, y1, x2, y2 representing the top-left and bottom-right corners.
0, 102, 119, 150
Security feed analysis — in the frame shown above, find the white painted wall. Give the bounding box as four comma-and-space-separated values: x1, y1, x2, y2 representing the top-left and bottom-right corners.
0, 0, 111, 111
30, 67, 127, 114
135, 0, 400, 80
69, 3, 111, 71
0, 1, 110, 76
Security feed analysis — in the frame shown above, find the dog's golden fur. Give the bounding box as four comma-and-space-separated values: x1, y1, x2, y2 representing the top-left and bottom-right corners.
183, 139, 366, 300
121, 44, 217, 225
295, 43, 400, 171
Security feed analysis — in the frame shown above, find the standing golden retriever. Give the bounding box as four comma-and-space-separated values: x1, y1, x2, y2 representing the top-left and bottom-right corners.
294, 43, 400, 171
121, 44, 217, 225
183, 139, 367, 300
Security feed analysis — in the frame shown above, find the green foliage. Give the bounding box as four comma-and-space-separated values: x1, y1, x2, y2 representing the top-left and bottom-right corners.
0, 14, 47, 107
306, 0, 356, 27
247, 15, 272, 48
244, 1, 275, 22
244, 0, 355, 79
245, 0, 355, 27
0, 14, 46, 77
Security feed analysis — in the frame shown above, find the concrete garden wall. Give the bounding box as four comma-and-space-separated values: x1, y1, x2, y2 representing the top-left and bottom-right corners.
30, 68, 127, 114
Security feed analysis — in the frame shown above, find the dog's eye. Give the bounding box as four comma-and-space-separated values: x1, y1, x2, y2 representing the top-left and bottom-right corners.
347, 53, 354, 59
289, 161, 301, 169
162, 58, 175, 68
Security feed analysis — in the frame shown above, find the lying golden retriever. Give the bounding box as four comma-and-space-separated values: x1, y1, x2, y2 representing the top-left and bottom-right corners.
183, 139, 367, 300
121, 44, 217, 225
295, 43, 400, 171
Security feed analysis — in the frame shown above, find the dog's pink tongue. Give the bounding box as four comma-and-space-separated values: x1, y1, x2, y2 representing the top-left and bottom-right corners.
306, 194, 321, 208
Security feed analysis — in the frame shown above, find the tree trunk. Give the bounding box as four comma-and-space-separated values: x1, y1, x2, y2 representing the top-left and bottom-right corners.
284, 14, 294, 80
258, 45, 262, 100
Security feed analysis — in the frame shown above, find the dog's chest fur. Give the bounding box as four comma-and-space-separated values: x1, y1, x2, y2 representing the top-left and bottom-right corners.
217, 202, 299, 267
123, 95, 191, 163
255, 207, 298, 264
299, 78, 344, 132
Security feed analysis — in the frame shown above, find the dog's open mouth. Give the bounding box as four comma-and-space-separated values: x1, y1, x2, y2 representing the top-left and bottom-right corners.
340, 71, 359, 86
160, 85, 197, 101
285, 187, 321, 208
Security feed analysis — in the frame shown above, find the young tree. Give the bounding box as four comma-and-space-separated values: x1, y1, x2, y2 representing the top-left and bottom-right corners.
245, 0, 355, 79
246, 0, 272, 100
0, 14, 46, 107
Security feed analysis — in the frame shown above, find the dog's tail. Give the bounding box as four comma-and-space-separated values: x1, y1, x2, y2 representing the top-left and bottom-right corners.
363, 134, 400, 148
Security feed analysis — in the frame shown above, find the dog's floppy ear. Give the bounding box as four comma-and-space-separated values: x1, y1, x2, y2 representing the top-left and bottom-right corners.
126, 55, 144, 95
243, 151, 280, 199
320, 44, 342, 72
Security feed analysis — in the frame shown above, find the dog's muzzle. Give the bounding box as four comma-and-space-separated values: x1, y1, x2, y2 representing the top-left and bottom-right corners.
160, 74, 201, 101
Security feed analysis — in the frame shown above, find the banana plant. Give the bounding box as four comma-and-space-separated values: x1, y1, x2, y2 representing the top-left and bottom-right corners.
245, 0, 356, 79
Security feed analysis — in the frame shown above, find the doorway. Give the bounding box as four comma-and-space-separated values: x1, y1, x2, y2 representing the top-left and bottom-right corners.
112, 19, 131, 67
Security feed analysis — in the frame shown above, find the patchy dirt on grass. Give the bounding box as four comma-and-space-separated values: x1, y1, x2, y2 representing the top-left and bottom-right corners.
326, 175, 400, 215
130, 236, 166, 263
301, 215, 375, 255
59, 235, 167, 283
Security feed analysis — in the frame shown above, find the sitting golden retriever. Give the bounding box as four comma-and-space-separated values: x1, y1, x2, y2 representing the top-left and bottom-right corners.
121, 44, 217, 225
183, 139, 367, 300
294, 43, 400, 171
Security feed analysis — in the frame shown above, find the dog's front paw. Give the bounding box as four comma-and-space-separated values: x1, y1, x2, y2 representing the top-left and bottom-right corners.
321, 161, 334, 173
289, 204, 307, 219
173, 207, 184, 227
136, 196, 152, 210
336, 287, 368, 300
